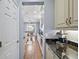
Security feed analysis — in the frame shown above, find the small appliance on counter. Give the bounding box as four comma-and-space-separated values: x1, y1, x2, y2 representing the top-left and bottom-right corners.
56, 30, 68, 43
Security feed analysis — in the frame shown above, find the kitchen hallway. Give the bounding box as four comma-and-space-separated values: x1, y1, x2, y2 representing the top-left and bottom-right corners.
0, 0, 78, 59
24, 33, 42, 59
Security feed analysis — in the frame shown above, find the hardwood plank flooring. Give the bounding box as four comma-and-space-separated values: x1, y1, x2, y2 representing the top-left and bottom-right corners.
24, 35, 42, 59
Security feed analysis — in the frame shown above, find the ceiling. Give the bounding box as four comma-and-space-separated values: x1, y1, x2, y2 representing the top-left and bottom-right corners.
22, 5, 44, 22
22, 0, 44, 2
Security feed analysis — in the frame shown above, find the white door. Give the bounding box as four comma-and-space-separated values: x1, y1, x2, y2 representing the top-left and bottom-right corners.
0, 14, 19, 59
0, 0, 19, 59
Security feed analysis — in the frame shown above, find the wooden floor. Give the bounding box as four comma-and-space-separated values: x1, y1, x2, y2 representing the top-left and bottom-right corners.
24, 35, 42, 59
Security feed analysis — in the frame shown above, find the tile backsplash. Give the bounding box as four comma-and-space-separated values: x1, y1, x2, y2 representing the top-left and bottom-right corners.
65, 30, 78, 43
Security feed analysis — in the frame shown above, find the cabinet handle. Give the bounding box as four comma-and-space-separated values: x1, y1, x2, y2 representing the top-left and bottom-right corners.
66, 18, 68, 25
66, 17, 72, 26
69, 17, 72, 24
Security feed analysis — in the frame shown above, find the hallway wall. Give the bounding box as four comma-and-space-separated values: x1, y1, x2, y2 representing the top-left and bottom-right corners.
44, 0, 55, 33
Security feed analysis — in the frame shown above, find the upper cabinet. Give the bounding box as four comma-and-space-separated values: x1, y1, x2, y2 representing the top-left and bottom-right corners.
55, 0, 78, 29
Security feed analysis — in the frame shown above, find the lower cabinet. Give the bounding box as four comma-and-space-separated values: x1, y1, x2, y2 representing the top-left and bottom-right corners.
46, 44, 59, 59
46, 44, 53, 59
53, 53, 59, 59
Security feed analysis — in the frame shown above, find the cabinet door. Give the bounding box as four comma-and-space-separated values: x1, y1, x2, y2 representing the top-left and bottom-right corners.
66, 0, 78, 28
46, 45, 53, 59
72, 0, 78, 27
55, 0, 68, 28
64, 0, 69, 26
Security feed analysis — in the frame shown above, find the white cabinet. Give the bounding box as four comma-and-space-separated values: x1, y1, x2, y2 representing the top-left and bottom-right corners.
55, 0, 66, 28
55, 0, 78, 29
46, 45, 53, 59
46, 44, 59, 59
72, 0, 78, 27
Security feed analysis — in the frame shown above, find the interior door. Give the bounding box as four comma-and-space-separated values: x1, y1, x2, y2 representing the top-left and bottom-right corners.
0, 0, 19, 59
0, 13, 19, 59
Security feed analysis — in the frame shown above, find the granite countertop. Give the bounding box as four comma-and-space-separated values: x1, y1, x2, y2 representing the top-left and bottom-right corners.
47, 41, 61, 59
46, 41, 78, 59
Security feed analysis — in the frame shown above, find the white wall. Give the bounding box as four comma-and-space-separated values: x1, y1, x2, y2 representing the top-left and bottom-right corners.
45, 30, 59, 39
65, 30, 78, 43
44, 0, 55, 33
22, 0, 55, 33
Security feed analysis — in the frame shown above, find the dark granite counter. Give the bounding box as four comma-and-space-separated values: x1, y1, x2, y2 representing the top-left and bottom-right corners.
46, 39, 61, 59
46, 39, 78, 59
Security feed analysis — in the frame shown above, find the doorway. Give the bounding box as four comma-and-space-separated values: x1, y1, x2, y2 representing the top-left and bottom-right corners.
22, 2, 44, 59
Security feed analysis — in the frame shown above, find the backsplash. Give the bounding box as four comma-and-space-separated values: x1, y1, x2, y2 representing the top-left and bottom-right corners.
65, 30, 78, 43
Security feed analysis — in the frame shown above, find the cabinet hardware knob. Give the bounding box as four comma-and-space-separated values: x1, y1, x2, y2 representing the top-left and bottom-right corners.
17, 40, 19, 43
